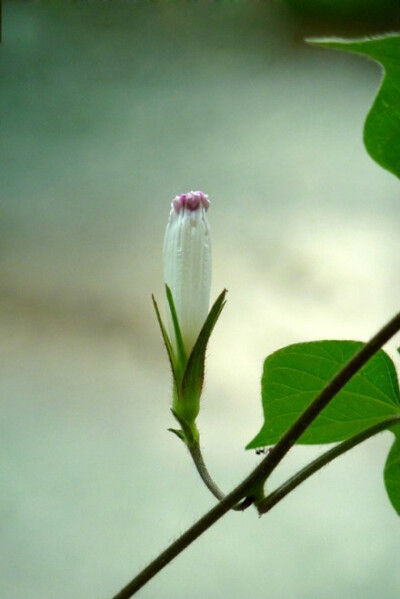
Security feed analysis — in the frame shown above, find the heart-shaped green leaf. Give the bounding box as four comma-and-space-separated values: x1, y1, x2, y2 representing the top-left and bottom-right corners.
309, 34, 400, 178
247, 340, 400, 448
384, 427, 400, 515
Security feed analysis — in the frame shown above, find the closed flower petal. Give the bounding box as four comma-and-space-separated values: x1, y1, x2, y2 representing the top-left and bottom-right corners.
163, 191, 212, 355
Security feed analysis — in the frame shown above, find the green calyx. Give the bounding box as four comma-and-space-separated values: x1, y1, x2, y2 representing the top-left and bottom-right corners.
152, 286, 227, 447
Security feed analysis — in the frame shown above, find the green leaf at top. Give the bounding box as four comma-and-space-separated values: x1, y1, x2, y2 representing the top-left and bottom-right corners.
247, 340, 400, 449
384, 427, 400, 516
309, 35, 400, 178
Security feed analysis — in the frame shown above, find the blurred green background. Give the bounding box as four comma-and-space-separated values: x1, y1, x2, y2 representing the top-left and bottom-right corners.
1, 2, 400, 599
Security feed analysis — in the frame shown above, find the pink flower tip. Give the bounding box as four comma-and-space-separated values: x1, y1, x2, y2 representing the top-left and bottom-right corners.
172, 191, 210, 213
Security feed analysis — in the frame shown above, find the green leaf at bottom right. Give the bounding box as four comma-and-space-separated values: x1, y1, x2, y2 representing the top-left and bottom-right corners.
384, 428, 400, 516
247, 340, 400, 448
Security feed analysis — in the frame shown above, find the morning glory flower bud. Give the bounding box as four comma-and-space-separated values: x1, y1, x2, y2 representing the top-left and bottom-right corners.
153, 191, 225, 446
163, 191, 212, 356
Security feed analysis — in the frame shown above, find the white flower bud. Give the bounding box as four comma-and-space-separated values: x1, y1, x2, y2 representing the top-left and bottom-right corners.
163, 191, 212, 355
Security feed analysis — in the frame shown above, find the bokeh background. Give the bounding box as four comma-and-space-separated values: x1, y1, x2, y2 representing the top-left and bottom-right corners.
1, 1, 400, 598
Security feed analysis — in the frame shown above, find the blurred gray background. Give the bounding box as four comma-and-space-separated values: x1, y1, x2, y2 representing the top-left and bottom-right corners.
1, 2, 399, 598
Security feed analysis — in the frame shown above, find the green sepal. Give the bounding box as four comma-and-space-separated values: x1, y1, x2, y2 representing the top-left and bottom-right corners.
171, 408, 199, 447
165, 284, 187, 374
152, 294, 179, 392
180, 288, 227, 413
168, 428, 186, 442
153, 288, 227, 448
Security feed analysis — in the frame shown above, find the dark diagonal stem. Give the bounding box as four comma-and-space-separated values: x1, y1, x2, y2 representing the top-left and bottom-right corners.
257, 414, 400, 515
111, 311, 400, 599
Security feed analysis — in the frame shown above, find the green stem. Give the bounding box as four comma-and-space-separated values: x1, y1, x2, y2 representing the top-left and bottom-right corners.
257, 414, 400, 515
188, 442, 253, 511
188, 442, 225, 500
110, 310, 400, 599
